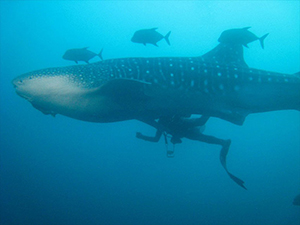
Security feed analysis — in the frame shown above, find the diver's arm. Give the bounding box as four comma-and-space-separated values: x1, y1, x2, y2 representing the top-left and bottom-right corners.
136, 129, 163, 142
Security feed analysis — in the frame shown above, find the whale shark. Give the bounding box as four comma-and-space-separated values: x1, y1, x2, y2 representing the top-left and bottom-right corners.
11, 42, 299, 190
12, 43, 300, 126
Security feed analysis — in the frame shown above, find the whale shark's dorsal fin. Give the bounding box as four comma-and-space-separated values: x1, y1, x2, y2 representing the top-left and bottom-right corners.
201, 43, 248, 68
243, 26, 251, 30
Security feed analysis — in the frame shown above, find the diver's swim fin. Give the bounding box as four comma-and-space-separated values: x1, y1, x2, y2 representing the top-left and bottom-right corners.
220, 139, 247, 190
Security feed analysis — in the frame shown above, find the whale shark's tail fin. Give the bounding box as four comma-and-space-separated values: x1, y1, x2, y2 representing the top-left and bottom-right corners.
259, 33, 269, 49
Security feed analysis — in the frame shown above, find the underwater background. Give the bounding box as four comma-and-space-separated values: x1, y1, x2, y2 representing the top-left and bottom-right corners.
0, 1, 299, 225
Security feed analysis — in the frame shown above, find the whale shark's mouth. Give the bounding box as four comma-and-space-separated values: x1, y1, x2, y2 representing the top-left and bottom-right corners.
12, 78, 29, 99
14, 87, 31, 101
31, 102, 56, 116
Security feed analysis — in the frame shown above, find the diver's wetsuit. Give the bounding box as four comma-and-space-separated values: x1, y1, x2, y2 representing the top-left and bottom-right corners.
136, 115, 246, 190
136, 115, 225, 145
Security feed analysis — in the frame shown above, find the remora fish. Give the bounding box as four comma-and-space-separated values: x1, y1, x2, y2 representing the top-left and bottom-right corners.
62, 47, 103, 64
12, 43, 300, 126
131, 28, 171, 46
218, 27, 269, 49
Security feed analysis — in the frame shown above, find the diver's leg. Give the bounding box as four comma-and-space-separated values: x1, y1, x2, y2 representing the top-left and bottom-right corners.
219, 140, 247, 190
187, 132, 246, 190
187, 131, 226, 146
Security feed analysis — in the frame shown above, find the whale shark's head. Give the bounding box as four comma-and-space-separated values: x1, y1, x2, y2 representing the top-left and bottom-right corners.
12, 68, 84, 116
12, 62, 111, 101
11, 64, 141, 122
13, 71, 65, 100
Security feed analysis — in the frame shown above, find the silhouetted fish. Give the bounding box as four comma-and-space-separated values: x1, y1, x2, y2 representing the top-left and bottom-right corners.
218, 27, 269, 49
131, 28, 171, 46
63, 47, 103, 64
293, 193, 300, 206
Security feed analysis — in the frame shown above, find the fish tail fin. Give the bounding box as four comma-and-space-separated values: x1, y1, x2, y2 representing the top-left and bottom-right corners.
259, 33, 269, 49
98, 48, 103, 60
164, 31, 171, 45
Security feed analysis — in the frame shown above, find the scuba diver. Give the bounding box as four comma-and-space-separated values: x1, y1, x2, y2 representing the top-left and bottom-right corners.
136, 115, 246, 190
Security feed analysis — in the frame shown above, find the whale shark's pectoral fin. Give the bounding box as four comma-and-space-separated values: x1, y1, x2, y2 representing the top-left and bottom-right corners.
201, 43, 248, 68
99, 78, 151, 96
97, 78, 152, 104
98, 78, 178, 111
31, 103, 56, 117
218, 109, 250, 126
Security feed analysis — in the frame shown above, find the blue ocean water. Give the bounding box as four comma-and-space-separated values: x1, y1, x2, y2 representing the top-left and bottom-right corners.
0, 1, 299, 224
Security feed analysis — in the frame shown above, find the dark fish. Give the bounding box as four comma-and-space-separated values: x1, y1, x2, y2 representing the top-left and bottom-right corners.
131, 28, 171, 46
218, 27, 269, 49
293, 193, 300, 206
63, 47, 103, 64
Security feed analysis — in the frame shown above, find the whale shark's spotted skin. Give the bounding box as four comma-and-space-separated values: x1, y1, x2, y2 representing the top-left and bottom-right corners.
105, 57, 297, 89
23, 56, 298, 90
12, 43, 300, 124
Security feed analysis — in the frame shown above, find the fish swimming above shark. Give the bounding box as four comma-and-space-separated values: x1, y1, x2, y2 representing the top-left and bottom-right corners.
131, 28, 171, 46
218, 27, 269, 49
63, 47, 103, 64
